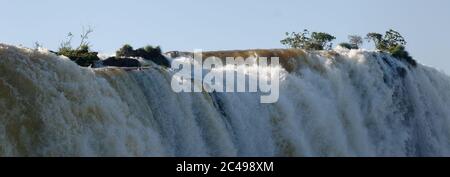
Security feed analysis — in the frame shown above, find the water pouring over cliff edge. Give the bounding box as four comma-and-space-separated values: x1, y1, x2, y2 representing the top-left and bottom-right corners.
1, 43, 450, 156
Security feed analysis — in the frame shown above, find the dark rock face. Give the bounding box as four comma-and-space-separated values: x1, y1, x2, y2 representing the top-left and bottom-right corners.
130, 50, 170, 68
397, 67, 407, 78
102, 57, 141, 67
146, 55, 171, 68
165, 51, 193, 58
116, 45, 171, 67
57, 49, 100, 67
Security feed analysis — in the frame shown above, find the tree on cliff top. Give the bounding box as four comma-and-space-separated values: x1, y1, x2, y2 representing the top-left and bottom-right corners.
281, 29, 335, 50
366, 29, 416, 67
366, 29, 406, 51
339, 35, 364, 49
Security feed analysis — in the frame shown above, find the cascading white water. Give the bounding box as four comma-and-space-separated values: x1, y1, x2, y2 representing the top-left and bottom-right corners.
1, 43, 450, 157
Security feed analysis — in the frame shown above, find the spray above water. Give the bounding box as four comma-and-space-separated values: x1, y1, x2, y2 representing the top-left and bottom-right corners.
1, 44, 450, 157
171, 50, 281, 103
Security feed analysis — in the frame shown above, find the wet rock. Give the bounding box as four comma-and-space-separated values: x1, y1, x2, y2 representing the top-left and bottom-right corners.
102, 57, 141, 67
397, 67, 407, 78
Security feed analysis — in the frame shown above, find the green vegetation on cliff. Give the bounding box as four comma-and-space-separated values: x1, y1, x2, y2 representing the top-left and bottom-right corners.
281, 29, 336, 50
366, 29, 416, 66
56, 27, 100, 67
282, 29, 417, 67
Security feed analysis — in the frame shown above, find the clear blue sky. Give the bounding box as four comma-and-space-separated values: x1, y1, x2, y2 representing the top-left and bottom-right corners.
1, 0, 449, 73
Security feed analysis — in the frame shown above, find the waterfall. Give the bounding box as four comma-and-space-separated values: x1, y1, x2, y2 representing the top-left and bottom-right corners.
1, 44, 450, 157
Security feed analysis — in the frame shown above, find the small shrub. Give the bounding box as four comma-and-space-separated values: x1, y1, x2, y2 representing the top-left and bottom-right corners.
389, 45, 417, 67
338, 43, 358, 50
348, 35, 363, 49
58, 45, 99, 67
116, 44, 134, 57
57, 28, 99, 67
143, 45, 162, 58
